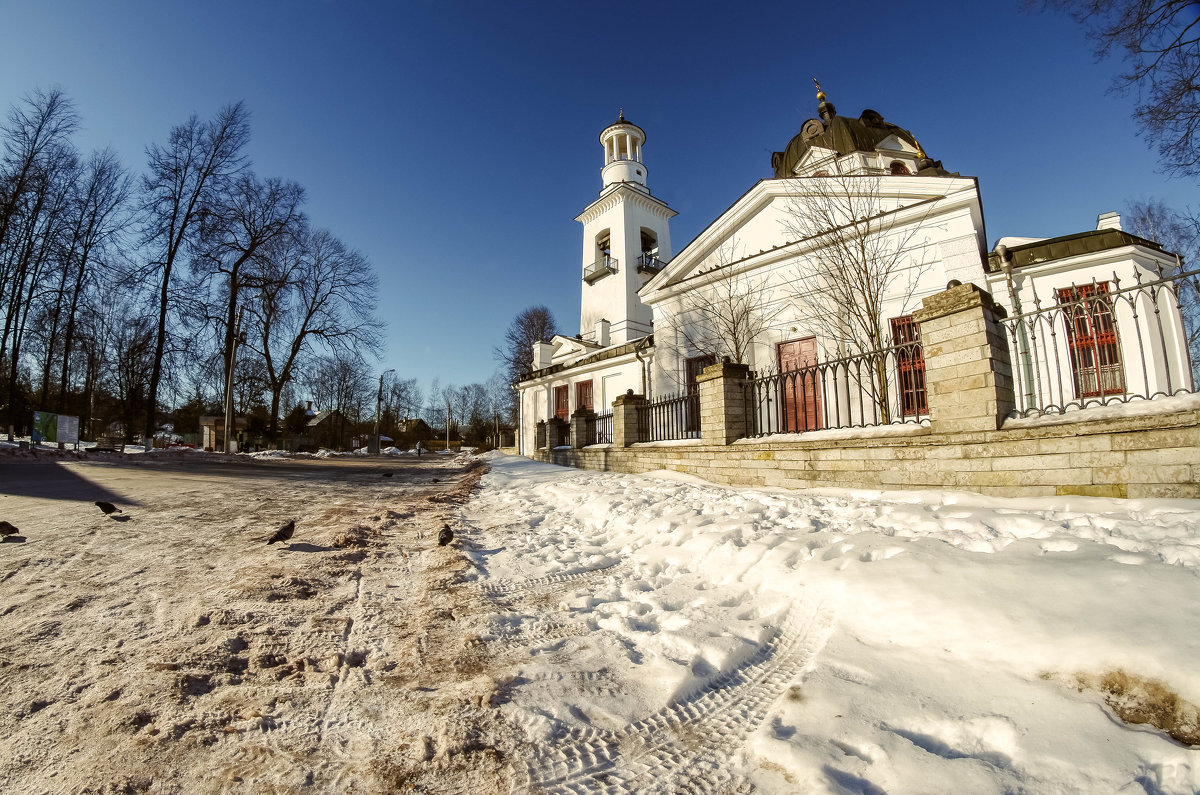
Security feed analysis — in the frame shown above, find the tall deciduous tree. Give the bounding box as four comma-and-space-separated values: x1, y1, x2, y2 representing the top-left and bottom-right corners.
140, 102, 249, 441
247, 227, 381, 440
1039, 0, 1200, 176
494, 305, 559, 420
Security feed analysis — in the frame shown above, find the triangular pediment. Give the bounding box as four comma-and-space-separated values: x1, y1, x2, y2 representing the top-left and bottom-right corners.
549, 334, 599, 364
876, 134, 919, 154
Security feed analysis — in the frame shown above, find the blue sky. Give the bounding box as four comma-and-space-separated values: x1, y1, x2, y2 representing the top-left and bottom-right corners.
3, 1, 1197, 394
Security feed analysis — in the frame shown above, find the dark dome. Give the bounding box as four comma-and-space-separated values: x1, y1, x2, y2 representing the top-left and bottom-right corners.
771, 108, 924, 178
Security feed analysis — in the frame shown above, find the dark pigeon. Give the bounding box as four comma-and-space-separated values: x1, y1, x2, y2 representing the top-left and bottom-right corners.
438, 524, 453, 546
268, 520, 295, 545
95, 501, 121, 515
0, 521, 17, 536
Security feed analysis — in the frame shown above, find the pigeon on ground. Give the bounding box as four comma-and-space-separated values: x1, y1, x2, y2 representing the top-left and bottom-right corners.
95, 501, 121, 515
0, 521, 18, 536
268, 520, 295, 545
438, 524, 453, 546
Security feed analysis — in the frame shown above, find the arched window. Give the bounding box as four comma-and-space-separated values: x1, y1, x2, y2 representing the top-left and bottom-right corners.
889, 161, 911, 176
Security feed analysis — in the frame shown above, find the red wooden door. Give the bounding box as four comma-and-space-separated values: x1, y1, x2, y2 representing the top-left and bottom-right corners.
554, 385, 569, 419
778, 338, 821, 432
576, 380, 593, 412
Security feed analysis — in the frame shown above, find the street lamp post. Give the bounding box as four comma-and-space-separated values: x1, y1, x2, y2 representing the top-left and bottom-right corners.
372, 368, 394, 455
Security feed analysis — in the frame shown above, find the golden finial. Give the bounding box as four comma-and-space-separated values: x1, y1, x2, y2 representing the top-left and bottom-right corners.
813, 78, 826, 103
618, 106, 625, 121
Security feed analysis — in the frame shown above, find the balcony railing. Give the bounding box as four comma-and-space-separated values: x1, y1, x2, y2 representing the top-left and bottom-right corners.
637, 253, 666, 275
583, 256, 618, 284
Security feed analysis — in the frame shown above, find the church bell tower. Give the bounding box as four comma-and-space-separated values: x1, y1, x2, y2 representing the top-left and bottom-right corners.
575, 110, 676, 346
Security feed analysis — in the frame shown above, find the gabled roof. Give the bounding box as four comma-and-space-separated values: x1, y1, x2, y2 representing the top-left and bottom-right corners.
639, 175, 980, 298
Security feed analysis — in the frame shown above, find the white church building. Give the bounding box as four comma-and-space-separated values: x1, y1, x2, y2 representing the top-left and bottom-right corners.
515, 89, 1192, 454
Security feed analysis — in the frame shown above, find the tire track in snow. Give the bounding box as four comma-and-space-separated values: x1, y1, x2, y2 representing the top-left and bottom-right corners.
517, 598, 835, 794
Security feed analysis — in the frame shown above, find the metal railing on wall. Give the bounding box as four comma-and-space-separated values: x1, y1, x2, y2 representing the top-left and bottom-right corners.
1000, 264, 1200, 417
743, 338, 928, 438
636, 391, 701, 442
594, 411, 613, 444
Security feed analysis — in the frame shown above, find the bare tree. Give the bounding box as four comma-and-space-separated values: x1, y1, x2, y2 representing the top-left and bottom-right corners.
1123, 198, 1200, 379
1037, 1, 1200, 176
246, 227, 381, 441
47, 148, 132, 413
0, 88, 78, 257
494, 305, 559, 420
780, 169, 933, 421
1, 135, 78, 435
140, 102, 249, 441
659, 238, 782, 374
190, 172, 305, 411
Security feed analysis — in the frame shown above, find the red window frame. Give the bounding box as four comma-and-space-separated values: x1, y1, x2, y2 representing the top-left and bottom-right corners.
554, 385, 569, 420
576, 380, 593, 412
1057, 283, 1125, 398
890, 315, 927, 417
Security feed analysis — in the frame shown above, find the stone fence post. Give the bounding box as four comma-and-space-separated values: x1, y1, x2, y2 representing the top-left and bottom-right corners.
570, 408, 595, 449
546, 417, 570, 448
612, 390, 646, 447
696, 358, 752, 445
913, 282, 1015, 433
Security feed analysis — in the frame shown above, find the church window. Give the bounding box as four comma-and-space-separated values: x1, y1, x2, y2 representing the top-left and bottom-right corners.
890, 316, 927, 417
1057, 283, 1125, 398
889, 161, 911, 176
554, 385, 569, 420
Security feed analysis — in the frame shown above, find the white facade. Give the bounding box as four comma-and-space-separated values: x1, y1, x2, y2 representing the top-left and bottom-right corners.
641, 172, 988, 391
515, 95, 1193, 453
515, 113, 673, 455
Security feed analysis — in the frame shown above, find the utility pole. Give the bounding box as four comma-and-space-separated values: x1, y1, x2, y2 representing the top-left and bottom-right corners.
223, 306, 245, 454
371, 368, 394, 455
445, 398, 451, 451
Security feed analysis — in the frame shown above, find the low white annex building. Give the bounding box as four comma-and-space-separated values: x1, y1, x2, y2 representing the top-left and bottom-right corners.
515, 87, 1192, 453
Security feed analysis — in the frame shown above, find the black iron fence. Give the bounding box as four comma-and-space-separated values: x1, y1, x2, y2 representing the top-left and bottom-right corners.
743, 338, 928, 438
637, 391, 701, 442
594, 411, 613, 444
1000, 264, 1200, 417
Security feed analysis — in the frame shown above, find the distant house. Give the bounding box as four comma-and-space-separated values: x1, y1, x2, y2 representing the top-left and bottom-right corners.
199, 416, 249, 452
306, 409, 353, 451
397, 418, 433, 446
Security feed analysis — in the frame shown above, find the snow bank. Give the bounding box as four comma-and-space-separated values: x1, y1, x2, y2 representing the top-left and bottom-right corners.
464, 457, 1200, 793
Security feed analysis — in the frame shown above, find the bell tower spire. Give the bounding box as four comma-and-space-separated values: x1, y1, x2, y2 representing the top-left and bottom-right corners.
575, 111, 676, 346
600, 110, 648, 191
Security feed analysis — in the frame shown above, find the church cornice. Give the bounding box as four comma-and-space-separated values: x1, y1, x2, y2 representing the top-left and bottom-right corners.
575, 183, 677, 225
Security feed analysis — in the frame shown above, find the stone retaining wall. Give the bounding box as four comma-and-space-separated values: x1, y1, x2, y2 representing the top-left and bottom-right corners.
530, 283, 1200, 499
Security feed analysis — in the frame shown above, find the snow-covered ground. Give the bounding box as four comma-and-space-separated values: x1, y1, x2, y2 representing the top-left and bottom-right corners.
463, 454, 1200, 793
3, 448, 1197, 793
